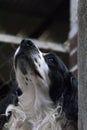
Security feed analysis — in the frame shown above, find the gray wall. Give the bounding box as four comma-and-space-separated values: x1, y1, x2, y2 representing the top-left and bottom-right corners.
78, 0, 87, 130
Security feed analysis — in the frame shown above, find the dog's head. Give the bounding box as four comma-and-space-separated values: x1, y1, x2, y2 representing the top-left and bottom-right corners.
14, 39, 67, 100
14, 39, 77, 121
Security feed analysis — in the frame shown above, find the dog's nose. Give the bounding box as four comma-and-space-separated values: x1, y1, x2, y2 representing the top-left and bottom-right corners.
19, 39, 39, 54
20, 39, 35, 49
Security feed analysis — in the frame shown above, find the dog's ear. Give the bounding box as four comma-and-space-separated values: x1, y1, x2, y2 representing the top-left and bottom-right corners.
64, 72, 77, 90
63, 72, 78, 121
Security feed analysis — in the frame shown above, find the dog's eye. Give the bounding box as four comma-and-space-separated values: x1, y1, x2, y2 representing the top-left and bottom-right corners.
48, 58, 56, 65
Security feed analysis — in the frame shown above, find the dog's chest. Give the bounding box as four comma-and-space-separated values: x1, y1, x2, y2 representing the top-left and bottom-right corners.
23, 111, 62, 130
18, 95, 65, 130
22, 113, 67, 130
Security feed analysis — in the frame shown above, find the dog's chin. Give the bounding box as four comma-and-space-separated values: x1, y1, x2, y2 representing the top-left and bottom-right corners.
15, 57, 43, 80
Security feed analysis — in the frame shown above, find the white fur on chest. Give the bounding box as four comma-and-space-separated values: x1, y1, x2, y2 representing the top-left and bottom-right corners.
5, 103, 63, 130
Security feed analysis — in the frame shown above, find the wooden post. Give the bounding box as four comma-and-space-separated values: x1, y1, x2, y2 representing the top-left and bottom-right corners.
78, 0, 87, 129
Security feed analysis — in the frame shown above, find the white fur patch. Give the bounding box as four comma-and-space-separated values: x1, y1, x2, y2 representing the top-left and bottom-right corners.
5, 104, 63, 130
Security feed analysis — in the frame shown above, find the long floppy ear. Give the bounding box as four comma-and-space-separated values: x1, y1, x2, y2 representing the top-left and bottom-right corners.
64, 72, 78, 121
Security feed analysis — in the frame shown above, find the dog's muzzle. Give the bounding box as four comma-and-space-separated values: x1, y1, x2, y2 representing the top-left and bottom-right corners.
15, 39, 39, 61
14, 39, 43, 78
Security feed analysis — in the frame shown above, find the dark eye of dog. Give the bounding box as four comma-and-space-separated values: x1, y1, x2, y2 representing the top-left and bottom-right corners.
44, 53, 57, 67
48, 57, 56, 65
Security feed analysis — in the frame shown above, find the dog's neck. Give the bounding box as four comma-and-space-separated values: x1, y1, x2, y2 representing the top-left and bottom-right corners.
19, 83, 53, 118
18, 87, 65, 130
16, 69, 53, 117
14, 71, 71, 130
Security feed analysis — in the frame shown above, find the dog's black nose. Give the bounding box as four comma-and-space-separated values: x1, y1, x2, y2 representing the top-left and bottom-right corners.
19, 39, 39, 55
21, 39, 34, 48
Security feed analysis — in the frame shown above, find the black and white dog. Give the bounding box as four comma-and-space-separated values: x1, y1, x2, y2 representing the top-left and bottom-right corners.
5, 39, 78, 130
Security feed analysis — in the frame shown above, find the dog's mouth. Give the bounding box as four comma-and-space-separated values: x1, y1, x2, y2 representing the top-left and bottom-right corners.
14, 39, 43, 79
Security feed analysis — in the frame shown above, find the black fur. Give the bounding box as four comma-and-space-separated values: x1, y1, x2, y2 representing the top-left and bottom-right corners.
0, 80, 22, 129
44, 52, 78, 122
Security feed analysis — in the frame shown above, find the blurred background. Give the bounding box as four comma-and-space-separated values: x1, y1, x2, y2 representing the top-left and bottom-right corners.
0, 0, 78, 84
